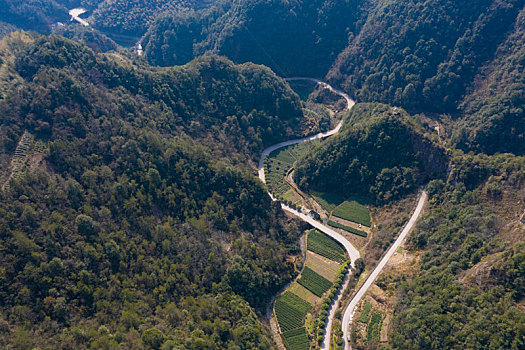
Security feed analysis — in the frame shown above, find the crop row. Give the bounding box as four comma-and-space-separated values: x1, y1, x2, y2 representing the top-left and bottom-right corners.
332, 199, 371, 227
275, 292, 312, 332
282, 327, 310, 350
307, 230, 347, 263
297, 266, 332, 297
367, 311, 383, 342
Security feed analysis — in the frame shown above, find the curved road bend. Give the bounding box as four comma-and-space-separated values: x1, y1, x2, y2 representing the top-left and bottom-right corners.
258, 78, 358, 350
342, 191, 427, 349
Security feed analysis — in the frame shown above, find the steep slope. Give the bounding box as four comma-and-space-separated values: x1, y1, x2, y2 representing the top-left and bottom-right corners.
294, 103, 448, 204
391, 153, 525, 349
0, 34, 307, 349
327, 0, 524, 113
454, 7, 525, 155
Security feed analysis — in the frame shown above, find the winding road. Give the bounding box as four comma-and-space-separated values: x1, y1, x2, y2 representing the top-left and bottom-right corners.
259, 78, 427, 350
342, 191, 427, 349
258, 78, 359, 350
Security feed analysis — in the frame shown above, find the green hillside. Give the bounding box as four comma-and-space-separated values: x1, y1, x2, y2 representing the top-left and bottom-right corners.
0, 33, 308, 349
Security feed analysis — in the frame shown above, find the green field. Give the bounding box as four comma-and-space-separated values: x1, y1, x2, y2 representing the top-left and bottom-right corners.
332, 198, 371, 227
275, 292, 312, 332
297, 266, 332, 297
367, 311, 383, 342
310, 190, 345, 212
307, 230, 347, 263
327, 220, 368, 237
282, 327, 310, 350
358, 302, 372, 323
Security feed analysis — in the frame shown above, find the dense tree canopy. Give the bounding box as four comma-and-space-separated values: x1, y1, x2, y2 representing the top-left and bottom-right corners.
294, 103, 448, 204
0, 33, 308, 348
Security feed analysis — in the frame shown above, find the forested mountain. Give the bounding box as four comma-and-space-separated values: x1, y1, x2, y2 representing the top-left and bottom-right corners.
142, 0, 363, 77
294, 103, 448, 204
143, 0, 525, 155
454, 6, 525, 155
0, 33, 311, 348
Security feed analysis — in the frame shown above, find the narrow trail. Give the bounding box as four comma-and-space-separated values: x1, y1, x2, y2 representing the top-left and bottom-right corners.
258, 78, 358, 350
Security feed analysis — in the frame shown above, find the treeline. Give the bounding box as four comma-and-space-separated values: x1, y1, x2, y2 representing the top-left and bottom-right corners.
0, 33, 308, 348
328, 0, 524, 113
391, 152, 525, 349
294, 103, 448, 205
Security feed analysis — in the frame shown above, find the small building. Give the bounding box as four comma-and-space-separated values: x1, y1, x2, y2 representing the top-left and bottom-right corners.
309, 210, 321, 220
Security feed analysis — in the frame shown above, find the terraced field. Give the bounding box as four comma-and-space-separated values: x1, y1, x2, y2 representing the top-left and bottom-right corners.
288, 283, 319, 305
310, 190, 345, 212
265, 140, 320, 197
367, 311, 383, 342
332, 198, 371, 227
275, 292, 312, 332
358, 301, 372, 323
305, 251, 340, 281
297, 266, 332, 297
282, 327, 310, 350
3, 131, 46, 190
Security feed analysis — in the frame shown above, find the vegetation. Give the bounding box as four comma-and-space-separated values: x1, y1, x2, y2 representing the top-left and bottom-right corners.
454, 7, 525, 155
307, 230, 347, 263
275, 292, 312, 333
390, 152, 525, 349
297, 266, 332, 297
0, 33, 311, 349
332, 198, 371, 227
366, 311, 382, 343
358, 302, 372, 323
311, 190, 344, 212
327, 220, 368, 238
281, 327, 310, 350
143, 0, 362, 76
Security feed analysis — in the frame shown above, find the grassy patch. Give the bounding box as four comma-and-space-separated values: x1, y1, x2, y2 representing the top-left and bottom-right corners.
297, 266, 332, 297
332, 198, 371, 227
305, 251, 340, 281
358, 302, 372, 323
289, 283, 319, 304
310, 190, 345, 212
275, 292, 312, 332
307, 230, 347, 263
282, 327, 310, 350
367, 311, 383, 342
327, 220, 368, 237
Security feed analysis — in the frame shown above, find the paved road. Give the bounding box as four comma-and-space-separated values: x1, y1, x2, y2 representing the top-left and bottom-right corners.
342, 191, 427, 348
258, 78, 358, 350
